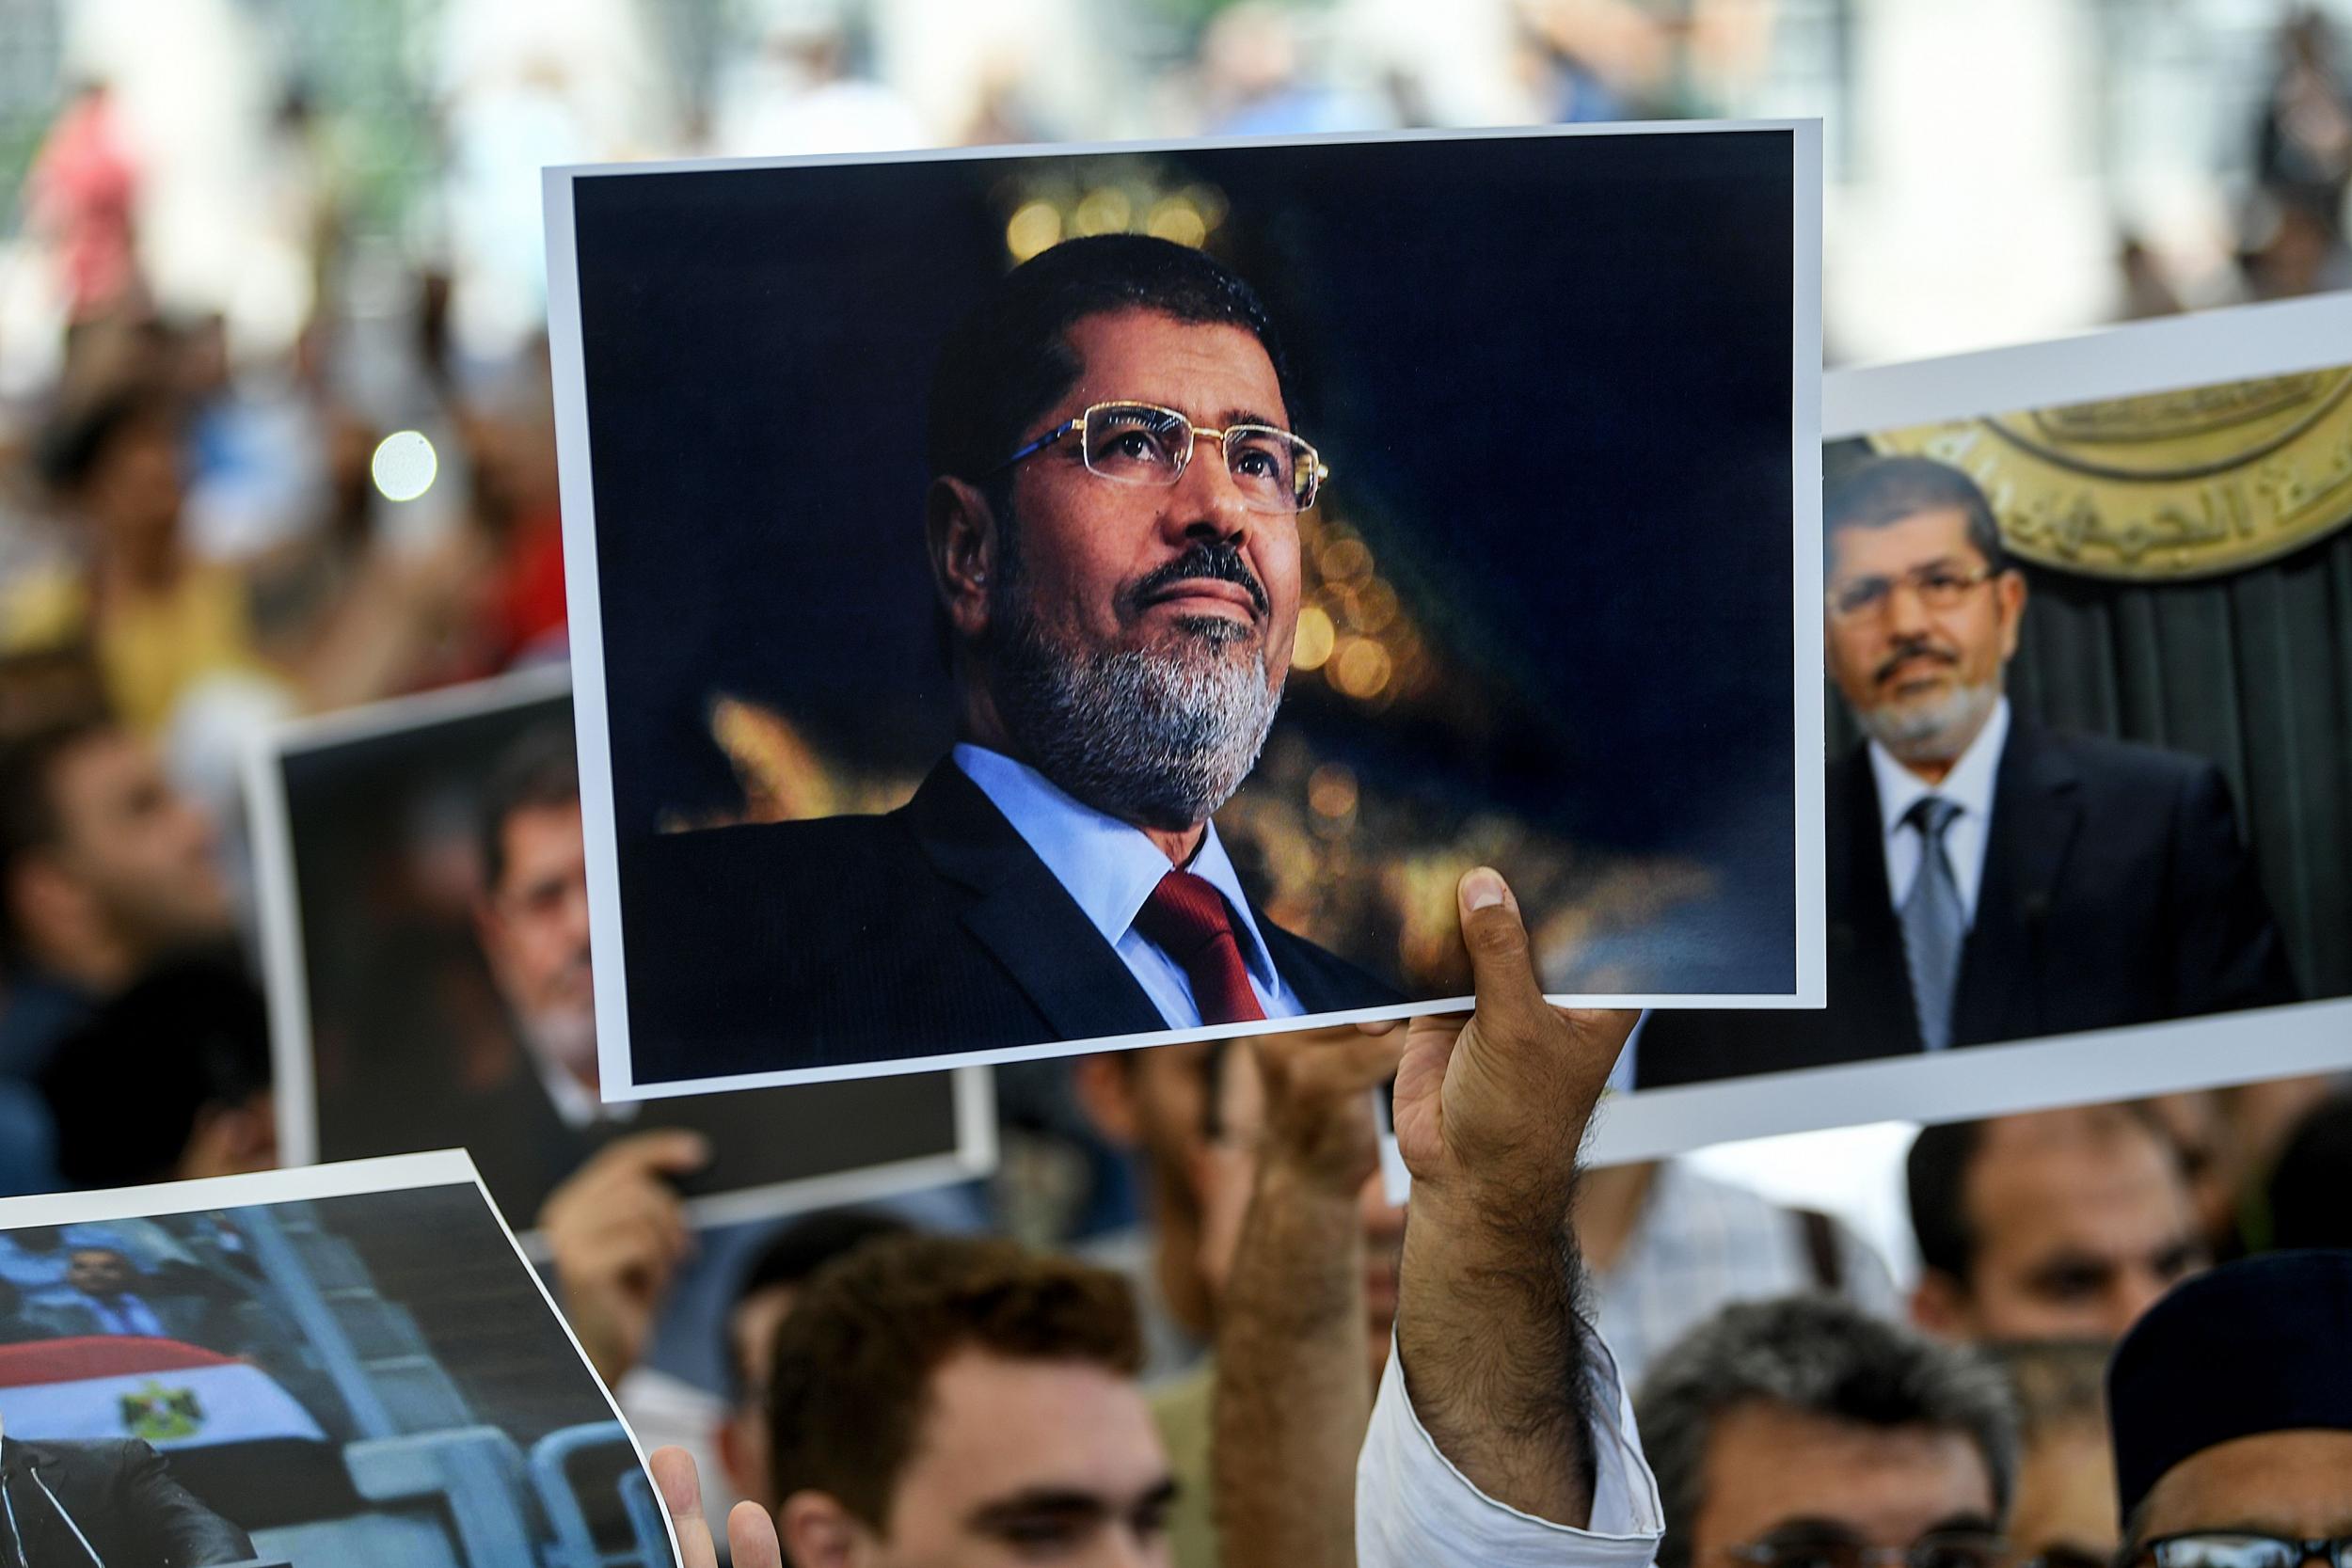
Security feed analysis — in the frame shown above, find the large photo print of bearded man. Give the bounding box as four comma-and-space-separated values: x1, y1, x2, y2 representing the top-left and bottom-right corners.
545, 124, 1823, 1097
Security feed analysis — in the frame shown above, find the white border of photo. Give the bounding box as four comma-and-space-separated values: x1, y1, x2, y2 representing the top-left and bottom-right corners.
541, 121, 1828, 1101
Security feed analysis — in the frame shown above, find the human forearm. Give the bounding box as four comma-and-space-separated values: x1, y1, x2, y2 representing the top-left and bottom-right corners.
1393, 1180, 1597, 1525
1214, 1161, 1370, 1568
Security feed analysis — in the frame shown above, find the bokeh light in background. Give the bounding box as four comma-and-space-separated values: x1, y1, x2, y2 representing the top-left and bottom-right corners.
369, 430, 437, 502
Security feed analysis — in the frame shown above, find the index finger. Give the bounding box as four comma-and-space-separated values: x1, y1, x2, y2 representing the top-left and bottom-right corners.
649, 1446, 720, 1568
598, 1129, 713, 1181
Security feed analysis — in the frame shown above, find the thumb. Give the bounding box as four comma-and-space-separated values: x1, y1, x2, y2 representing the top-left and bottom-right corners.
1455, 867, 1549, 1041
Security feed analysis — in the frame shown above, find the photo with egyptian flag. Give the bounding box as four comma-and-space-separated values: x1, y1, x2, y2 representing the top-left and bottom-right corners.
1594, 291, 2352, 1164
0, 1151, 680, 1568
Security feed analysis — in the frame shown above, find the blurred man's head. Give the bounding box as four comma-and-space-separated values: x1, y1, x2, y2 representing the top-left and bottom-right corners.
767, 1233, 1170, 1568
1994, 1341, 2120, 1568
1909, 1107, 2204, 1342
1194, 1036, 1405, 1386
1072, 1040, 1221, 1342
42, 383, 186, 569
2109, 1252, 2352, 1556
1823, 458, 2025, 780
473, 727, 595, 1085
717, 1208, 914, 1513
1636, 1296, 2019, 1568
925, 234, 1312, 835
65, 1246, 139, 1299
0, 716, 230, 990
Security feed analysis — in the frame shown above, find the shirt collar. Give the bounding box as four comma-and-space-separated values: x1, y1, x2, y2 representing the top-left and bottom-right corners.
1868, 695, 2010, 840
952, 743, 1282, 990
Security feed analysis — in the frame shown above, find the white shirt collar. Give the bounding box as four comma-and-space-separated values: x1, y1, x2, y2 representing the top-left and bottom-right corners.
952, 742, 1282, 990
529, 1042, 635, 1132
1868, 695, 2010, 841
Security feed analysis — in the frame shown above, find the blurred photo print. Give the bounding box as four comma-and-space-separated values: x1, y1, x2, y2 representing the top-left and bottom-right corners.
1604, 293, 2352, 1162
0, 1151, 681, 1568
546, 122, 1825, 1097
246, 669, 993, 1227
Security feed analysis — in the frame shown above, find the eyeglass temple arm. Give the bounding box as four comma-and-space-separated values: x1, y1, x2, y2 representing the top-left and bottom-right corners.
986, 419, 1084, 476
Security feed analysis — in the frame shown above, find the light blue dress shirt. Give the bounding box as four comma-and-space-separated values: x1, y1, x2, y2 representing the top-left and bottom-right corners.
951, 743, 1305, 1028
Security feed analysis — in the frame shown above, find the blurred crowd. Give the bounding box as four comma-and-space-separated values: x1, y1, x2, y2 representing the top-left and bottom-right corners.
2, 1, 2352, 1565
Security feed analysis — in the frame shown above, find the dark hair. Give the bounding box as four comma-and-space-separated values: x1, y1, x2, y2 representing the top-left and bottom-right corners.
37, 381, 184, 495
40, 953, 270, 1188
1825, 455, 2008, 575
724, 1208, 914, 1399
1635, 1296, 2020, 1568
477, 725, 580, 895
924, 233, 1295, 491
766, 1233, 1142, 1525
0, 714, 115, 969
2266, 1093, 2352, 1249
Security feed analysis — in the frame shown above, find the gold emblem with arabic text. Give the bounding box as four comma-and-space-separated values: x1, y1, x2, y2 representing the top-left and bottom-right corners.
1867, 367, 2352, 579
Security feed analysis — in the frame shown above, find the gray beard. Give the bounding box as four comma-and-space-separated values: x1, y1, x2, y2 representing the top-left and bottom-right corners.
1853, 678, 1999, 767
989, 594, 1283, 833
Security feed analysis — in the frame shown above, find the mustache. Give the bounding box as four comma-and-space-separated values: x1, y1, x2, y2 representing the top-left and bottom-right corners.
1874, 638, 1961, 685
1122, 542, 1270, 621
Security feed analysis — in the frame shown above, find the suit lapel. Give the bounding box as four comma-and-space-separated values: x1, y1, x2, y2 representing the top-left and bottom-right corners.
905, 762, 1168, 1041
1952, 719, 2080, 1042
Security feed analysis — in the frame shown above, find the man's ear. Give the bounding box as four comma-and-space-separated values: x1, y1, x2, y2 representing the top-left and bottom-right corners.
927, 476, 999, 642
1910, 1268, 1974, 1338
1995, 567, 2028, 660
7, 853, 87, 967
777, 1490, 864, 1568
1071, 1053, 1141, 1146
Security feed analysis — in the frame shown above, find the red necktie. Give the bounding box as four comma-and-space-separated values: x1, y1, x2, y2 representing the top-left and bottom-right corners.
1132, 869, 1268, 1025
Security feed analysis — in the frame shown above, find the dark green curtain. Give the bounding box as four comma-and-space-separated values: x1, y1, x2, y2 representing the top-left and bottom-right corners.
1823, 437, 2352, 1003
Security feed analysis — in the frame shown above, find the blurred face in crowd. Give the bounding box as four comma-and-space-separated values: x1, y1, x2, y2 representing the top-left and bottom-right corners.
780, 1348, 1174, 1568
80, 412, 185, 567
1824, 506, 2025, 772
2133, 1431, 2352, 1551
2008, 1420, 2118, 1568
66, 1248, 140, 1299
1915, 1109, 2204, 1342
717, 1278, 803, 1513
947, 309, 1304, 833
1072, 1041, 1220, 1338
475, 799, 596, 1082
1194, 1039, 1406, 1386
1687, 1403, 2000, 1568
10, 728, 230, 982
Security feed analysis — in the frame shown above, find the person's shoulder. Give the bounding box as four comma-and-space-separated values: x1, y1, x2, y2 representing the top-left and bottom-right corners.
2023, 721, 2217, 788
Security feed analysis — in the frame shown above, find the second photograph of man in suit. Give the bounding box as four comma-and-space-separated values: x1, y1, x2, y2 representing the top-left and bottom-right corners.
555, 126, 1820, 1093
1636, 349, 2352, 1094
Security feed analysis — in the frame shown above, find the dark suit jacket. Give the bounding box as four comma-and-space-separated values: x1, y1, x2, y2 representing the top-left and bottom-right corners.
0, 1438, 254, 1566
1638, 719, 2298, 1086
623, 760, 1401, 1083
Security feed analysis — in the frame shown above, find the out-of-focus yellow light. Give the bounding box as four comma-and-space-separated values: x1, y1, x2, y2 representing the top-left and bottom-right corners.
1322, 537, 1374, 582
1291, 605, 1336, 670
1073, 186, 1133, 236
1184, 182, 1230, 231
1331, 637, 1393, 699
1007, 200, 1063, 261
371, 430, 437, 502
1146, 198, 1207, 246
1355, 579, 1400, 634
1307, 762, 1359, 821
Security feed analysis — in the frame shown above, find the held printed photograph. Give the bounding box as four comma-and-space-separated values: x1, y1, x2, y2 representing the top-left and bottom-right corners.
246, 671, 993, 1227
0, 1153, 679, 1568
548, 124, 1823, 1096
1601, 294, 2352, 1160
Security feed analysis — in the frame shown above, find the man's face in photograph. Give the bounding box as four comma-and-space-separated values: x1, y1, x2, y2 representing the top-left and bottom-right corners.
977, 308, 1305, 831
1823, 505, 2024, 765
66, 1247, 139, 1299
476, 799, 597, 1074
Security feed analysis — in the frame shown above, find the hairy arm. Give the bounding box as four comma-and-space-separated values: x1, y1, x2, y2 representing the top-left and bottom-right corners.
1212, 1030, 1403, 1568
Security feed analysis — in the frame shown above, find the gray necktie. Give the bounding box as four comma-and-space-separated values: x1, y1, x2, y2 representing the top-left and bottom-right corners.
1899, 796, 1965, 1052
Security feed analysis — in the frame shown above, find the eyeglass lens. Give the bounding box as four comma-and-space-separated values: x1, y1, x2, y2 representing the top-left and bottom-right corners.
1081, 404, 1312, 511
